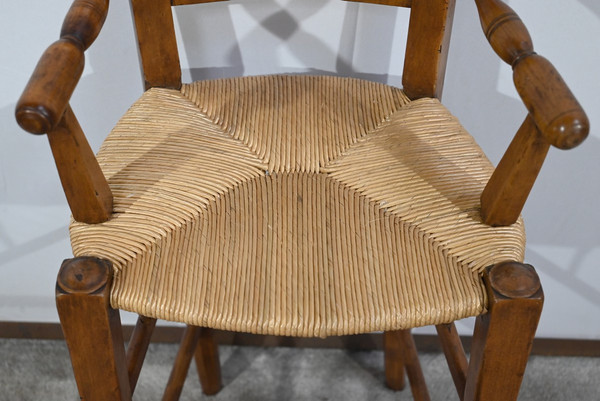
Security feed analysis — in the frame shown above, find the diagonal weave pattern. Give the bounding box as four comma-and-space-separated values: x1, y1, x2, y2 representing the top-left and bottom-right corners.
70, 75, 525, 337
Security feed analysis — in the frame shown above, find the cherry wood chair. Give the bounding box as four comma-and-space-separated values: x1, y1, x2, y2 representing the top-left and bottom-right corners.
16, 0, 588, 400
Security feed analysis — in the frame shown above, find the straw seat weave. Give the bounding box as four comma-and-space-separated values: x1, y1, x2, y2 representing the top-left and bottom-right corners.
70, 75, 525, 337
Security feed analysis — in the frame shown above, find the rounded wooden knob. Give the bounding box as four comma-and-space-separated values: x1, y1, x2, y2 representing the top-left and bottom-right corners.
57, 257, 111, 294
488, 262, 541, 299
15, 106, 52, 135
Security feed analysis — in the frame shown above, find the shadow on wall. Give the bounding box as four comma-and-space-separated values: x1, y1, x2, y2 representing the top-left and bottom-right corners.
175, 0, 401, 84
579, 0, 600, 18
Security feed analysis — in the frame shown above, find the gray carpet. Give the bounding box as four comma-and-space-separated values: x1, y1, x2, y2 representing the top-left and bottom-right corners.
0, 339, 598, 400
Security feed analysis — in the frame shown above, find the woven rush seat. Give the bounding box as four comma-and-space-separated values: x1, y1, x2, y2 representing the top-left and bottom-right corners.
69, 75, 525, 338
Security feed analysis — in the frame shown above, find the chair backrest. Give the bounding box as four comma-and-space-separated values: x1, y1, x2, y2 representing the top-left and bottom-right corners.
129, 0, 456, 99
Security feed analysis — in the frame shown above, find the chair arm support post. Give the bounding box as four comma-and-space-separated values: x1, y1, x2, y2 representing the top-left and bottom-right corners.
464, 262, 543, 401
480, 115, 549, 226
47, 105, 113, 223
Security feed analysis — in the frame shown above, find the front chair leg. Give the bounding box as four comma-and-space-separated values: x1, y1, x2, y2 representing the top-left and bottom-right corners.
56, 257, 131, 401
464, 262, 544, 401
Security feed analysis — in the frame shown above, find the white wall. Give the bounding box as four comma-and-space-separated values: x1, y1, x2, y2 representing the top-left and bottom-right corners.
1, 0, 599, 339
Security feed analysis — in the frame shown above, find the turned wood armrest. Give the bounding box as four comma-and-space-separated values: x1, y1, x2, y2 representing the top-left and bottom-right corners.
15, 0, 112, 224
16, 0, 109, 134
475, 0, 589, 149
513, 55, 588, 150
475, 0, 589, 226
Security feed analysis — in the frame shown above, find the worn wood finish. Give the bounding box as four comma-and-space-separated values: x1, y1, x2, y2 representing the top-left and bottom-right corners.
162, 326, 202, 401
46, 105, 113, 223
126, 315, 157, 393
194, 327, 222, 395
481, 115, 549, 226
56, 257, 131, 401
16, 0, 113, 223
475, 0, 588, 225
398, 329, 431, 401
130, 0, 182, 90
383, 330, 406, 391
436, 323, 468, 401
513, 54, 589, 150
475, 0, 588, 150
344, 0, 412, 7
61, 0, 110, 49
16, 0, 109, 134
403, 0, 456, 99
475, 0, 533, 66
16, 39, 84, 135
464, 262, 544, 401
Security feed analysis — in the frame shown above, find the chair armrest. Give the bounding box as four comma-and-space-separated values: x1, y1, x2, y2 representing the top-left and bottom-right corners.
513, 54, 588, 150
475, 0, 589, 226
475, 0, 589, 149
15, 0, 113, 224
16, 0, 109, 134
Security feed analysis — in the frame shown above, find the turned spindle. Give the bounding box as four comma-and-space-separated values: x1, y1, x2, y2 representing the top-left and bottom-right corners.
475, 0, 589, 226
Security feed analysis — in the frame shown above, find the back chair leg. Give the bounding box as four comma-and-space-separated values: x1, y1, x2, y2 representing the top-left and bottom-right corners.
56, 257, 131, 401
399, 329, 431, 401
464, 262, 544, 401
162, 325, 202, 401
194, 327, 222, 395
126, 315, 157, 392
384, 330, 406, 390
436, 323, 468, 400
384, 329, 431, 401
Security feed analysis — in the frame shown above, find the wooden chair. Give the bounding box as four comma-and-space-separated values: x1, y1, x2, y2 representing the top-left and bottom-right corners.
15, 0, 588, 400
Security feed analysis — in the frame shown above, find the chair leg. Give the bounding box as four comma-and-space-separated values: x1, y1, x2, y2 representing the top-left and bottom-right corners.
464, 262, 544, 401
383, 330, 406, 390
126, 315, 157, 393
194, 327, 222, 395
56, 257, 131, 401
398, 329, 431, 401
384, 329, 431, 400
162, 325, 201, 401
436, 323, 468, 400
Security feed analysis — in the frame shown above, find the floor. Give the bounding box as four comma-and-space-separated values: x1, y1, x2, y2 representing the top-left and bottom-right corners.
0, 339, 598, 400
